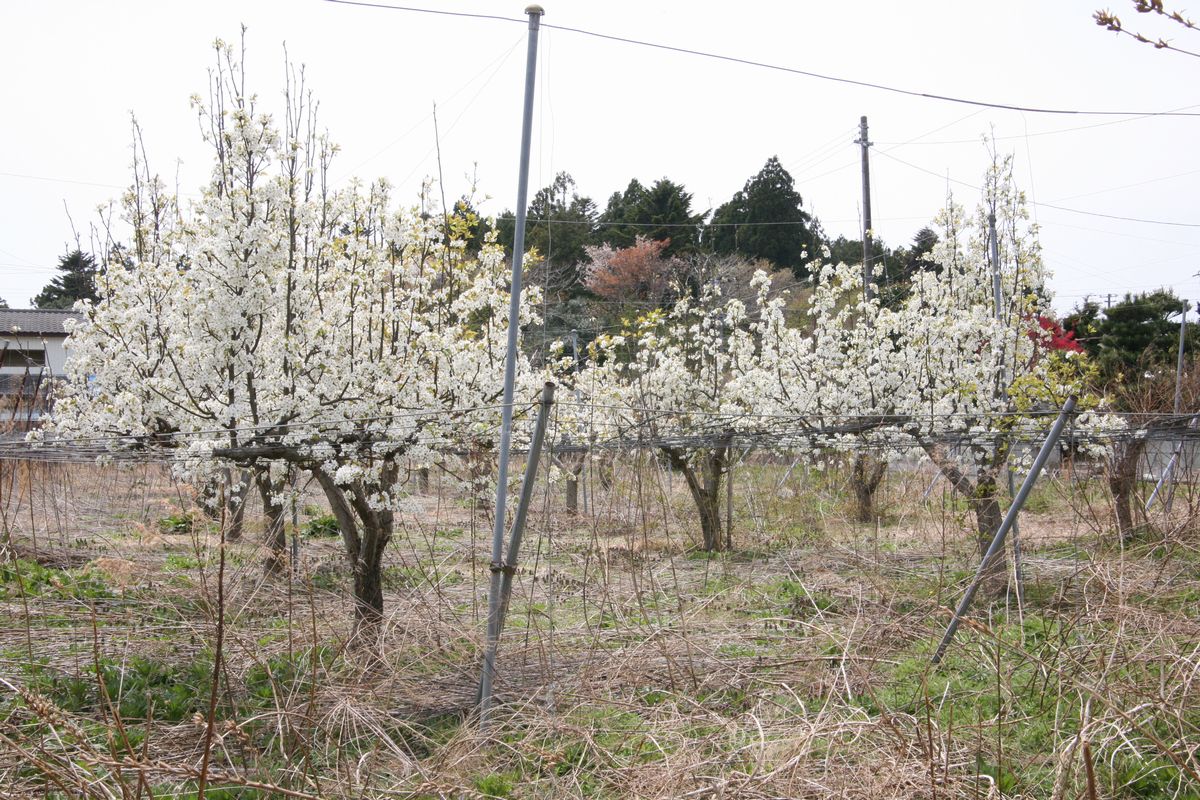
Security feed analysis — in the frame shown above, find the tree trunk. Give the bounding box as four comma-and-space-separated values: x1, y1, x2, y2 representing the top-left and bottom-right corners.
312, 469, 394, 647
664, 440, 730, 552
596, 452, 615, 492
969, 474, 1007, 596
224, 468, 251, 541
923, 444, 1007, 596
352, 521, 388, 640
566, 470, 580, 516
257, 471, 288, 576
560, 453, 584, 516
851, 453, 888, 524
1108, 438, 1148, 540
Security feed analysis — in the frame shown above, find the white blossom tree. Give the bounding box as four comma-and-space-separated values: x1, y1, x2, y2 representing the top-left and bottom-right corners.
740, 158, 1099, 590
48, 44, 540, 639
730, 256, 897, 523
581, 256, 781, 552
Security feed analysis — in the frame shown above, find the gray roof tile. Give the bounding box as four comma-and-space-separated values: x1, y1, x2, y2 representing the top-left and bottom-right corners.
0, 309, 84, 336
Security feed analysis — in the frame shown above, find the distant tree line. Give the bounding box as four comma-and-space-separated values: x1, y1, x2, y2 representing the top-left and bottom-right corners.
489, 157, 943, 351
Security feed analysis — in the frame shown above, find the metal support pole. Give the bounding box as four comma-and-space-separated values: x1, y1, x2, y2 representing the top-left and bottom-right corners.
932, 395, 1077, 665
988, 212, 1003, 324
1147, 300, 1188, 513
989, 211, 1024, 603
479, 381, 555, 721
479, 2, 543, 724
855, 116, 873, 302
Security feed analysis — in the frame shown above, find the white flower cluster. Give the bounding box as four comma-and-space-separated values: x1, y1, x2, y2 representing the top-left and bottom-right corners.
50, 55, 543, 517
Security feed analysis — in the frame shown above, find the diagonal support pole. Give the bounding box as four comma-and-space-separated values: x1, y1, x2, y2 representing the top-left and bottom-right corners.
479, 381, 555, 722
932, 395, 1076, 665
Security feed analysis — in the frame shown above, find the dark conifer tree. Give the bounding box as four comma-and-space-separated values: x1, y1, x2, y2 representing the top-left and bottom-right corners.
705, 157, 815, 277
34, 250, 99, 309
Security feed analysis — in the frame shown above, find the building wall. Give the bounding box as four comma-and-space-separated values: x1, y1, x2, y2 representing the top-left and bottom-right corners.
0, 334, 71, 427
0, 333, 70, 377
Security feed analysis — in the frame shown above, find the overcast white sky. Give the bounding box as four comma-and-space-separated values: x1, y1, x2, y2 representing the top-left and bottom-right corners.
2, 0, 1197, 312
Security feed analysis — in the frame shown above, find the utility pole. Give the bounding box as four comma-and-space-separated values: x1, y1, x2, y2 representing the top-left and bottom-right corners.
855, 116, 873, 302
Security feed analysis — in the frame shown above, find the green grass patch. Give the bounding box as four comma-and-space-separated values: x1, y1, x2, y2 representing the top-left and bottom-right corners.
0, 559, 116, 602
302, 513, 340, 538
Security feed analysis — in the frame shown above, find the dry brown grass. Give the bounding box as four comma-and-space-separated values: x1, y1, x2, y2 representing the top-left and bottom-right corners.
0, 454, 1197, 798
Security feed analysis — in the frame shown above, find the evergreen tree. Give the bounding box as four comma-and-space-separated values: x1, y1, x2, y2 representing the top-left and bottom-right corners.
1097, 290, 1194, 378
34, 250, 99, 309
1065, 290, 1196, 382
495, 172, 597, 291
704, 157, 815, 277
527, 172, 597, 290
596, 178, 703, 257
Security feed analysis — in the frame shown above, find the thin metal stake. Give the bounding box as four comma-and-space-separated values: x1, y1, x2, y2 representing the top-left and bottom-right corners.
1147, 299, 1188, 513
479, 381, 555, 721
989, 211, 1024, 603
932, 395, 1077, 665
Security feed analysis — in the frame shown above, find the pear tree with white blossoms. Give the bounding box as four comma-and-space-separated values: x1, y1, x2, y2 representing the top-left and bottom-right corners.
833, 160, 1092, 589
733, 157, 1101, 591
729, 255, 897, 523
583, 256, 769, 552
49, 47, 540, 639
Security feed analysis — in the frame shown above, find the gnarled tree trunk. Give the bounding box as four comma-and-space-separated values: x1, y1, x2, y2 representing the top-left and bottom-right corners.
557, 451, 586, 516
313, 466, 396, 645
218, 468, 251, 541
968, 470, 1007, 595
664, 437, 731, 552
1108, 437, 1148, 540
257, 470, 288, 576
924, 444, 1008, 596
851, 453, 888, 523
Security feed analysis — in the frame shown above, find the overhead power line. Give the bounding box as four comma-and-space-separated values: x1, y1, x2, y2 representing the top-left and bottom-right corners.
322, 0, 1200, 118
875, 150, 1200, 228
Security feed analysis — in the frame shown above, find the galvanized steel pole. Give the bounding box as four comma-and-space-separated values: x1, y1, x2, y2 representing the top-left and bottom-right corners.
932, 395, 1077, 665
479, 3, 543, 724
990, 211, 1024, 603
494, 383, 556, 638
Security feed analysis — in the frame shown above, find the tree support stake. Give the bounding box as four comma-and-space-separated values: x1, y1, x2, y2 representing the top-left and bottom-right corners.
932, 394, 1076, 664
478, 3, 544, 726
479, 381, 555, 723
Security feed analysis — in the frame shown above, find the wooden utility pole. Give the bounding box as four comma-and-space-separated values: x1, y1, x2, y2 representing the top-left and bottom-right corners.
855, 116, 873, 301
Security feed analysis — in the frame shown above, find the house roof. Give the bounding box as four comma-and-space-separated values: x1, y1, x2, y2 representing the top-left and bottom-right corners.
0, 309, 84, 336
